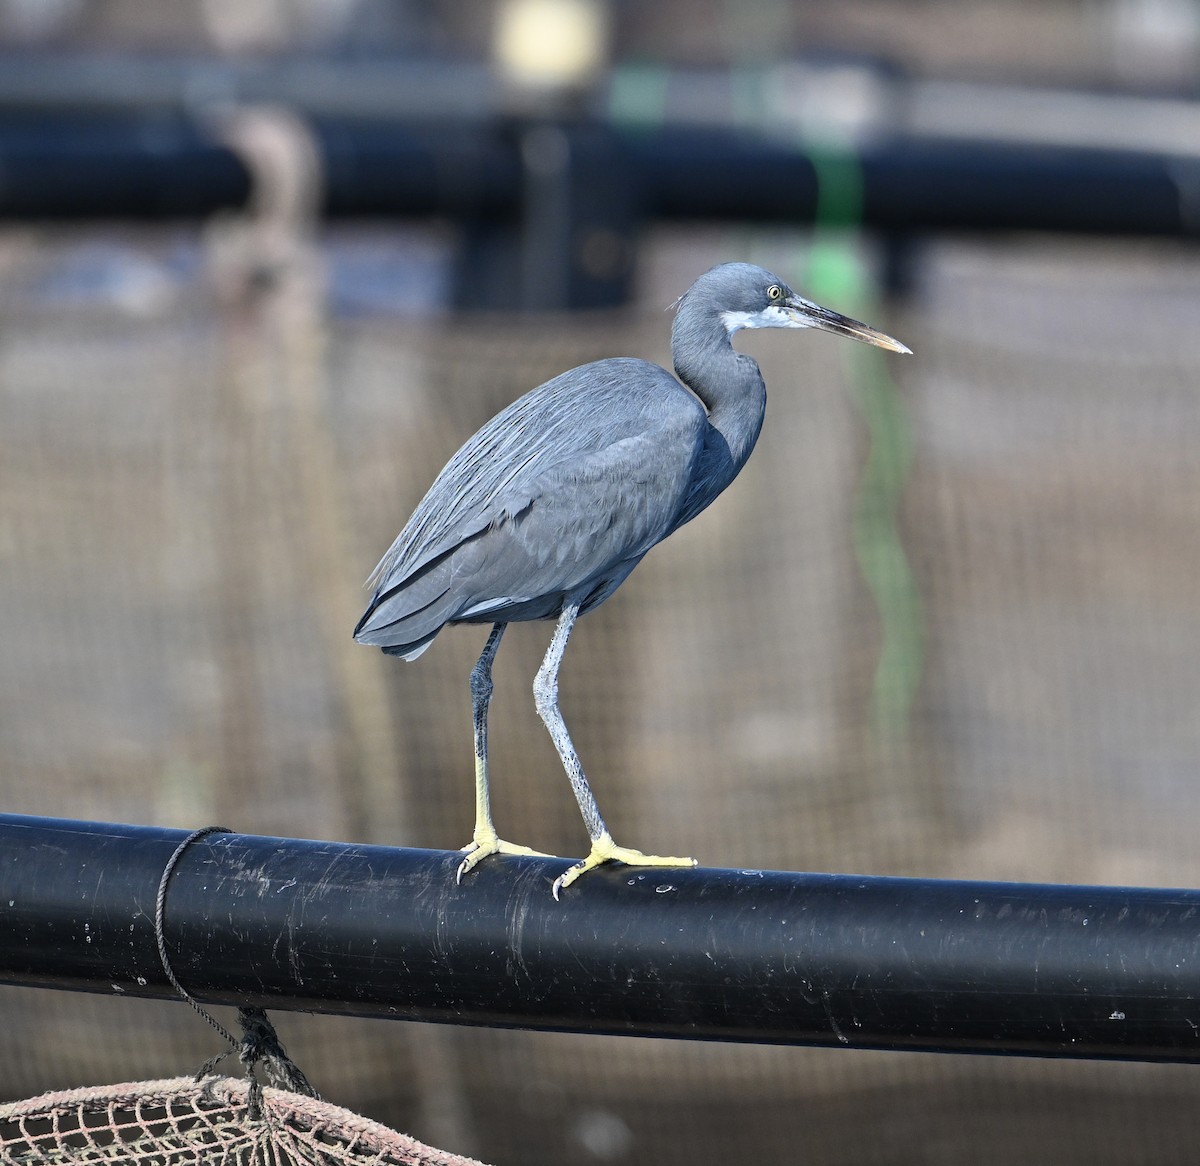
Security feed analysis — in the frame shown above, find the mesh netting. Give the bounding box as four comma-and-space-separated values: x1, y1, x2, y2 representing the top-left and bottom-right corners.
0, 1076, 487, 1166
3, 221, 1200, 1163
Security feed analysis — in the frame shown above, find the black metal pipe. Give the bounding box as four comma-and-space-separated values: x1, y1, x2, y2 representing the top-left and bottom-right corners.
0, 115, 522, 221
3, 814, 1200, 1062
627, 127, 1199, 237
0, 113, 1194, 240
0, 115, 251, 218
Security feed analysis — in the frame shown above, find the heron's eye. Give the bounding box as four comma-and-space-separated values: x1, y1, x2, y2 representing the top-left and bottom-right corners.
767, 285, 783, 301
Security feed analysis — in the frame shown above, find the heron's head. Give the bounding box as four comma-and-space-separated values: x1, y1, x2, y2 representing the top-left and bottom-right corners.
682, 262, 911, 355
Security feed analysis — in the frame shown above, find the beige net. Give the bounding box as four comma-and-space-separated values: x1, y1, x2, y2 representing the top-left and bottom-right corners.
3, 214, 1200, 1162
0, 1076, 488, 1166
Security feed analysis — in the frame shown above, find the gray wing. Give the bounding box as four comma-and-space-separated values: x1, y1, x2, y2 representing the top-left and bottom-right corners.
354, 358, 708, 658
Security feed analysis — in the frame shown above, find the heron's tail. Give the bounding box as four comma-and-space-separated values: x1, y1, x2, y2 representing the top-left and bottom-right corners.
353, 558, 460, 661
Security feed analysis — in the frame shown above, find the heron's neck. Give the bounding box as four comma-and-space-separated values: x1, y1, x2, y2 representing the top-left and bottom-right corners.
672, 319, 767, 474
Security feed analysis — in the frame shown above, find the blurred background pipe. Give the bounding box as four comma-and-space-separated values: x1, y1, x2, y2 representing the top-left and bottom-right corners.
0, 112, 1192, 309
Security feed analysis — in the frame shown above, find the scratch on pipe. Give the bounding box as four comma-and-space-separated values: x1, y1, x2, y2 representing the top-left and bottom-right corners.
822, 989, 849, 1045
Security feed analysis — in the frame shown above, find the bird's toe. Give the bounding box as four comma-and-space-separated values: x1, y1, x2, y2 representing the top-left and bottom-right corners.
552, 835, 697, 898
456, 835, 553, 883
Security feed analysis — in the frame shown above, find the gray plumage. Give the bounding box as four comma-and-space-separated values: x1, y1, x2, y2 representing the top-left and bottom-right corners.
357, 356, 703, 654
355, 261, 910, 896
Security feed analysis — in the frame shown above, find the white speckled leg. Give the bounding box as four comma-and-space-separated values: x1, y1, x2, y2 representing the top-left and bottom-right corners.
533, 603, 696, 899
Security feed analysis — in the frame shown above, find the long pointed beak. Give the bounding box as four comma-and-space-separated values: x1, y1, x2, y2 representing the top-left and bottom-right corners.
785, 294, 912, 355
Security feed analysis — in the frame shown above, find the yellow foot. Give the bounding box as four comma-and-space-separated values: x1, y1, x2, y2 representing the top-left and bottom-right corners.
552, 835, 697, 900
456, 834, 553, 883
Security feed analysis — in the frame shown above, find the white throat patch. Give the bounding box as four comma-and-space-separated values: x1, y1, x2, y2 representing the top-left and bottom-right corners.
720, 304, 808, 335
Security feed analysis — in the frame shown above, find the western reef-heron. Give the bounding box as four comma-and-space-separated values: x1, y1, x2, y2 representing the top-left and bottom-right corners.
355, 262, 911, 897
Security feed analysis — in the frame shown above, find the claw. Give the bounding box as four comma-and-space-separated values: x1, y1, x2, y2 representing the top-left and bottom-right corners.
456, 835, 553, 883
552, 835, 697, 899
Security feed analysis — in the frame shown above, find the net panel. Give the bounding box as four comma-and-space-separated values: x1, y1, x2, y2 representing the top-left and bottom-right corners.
0, 1076, 488, 1166
2, 223, 1200, 1163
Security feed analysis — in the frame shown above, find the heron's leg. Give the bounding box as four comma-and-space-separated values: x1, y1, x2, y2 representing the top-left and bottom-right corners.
533, 603, 696, 899
457, 622, 551, 882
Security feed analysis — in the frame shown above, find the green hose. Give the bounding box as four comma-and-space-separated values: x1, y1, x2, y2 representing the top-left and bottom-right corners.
806, 141, 923, 744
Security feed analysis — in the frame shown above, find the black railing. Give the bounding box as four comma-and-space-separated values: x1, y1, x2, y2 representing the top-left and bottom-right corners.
3, 814, 1199, 1062
0, 110, 1193, 307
